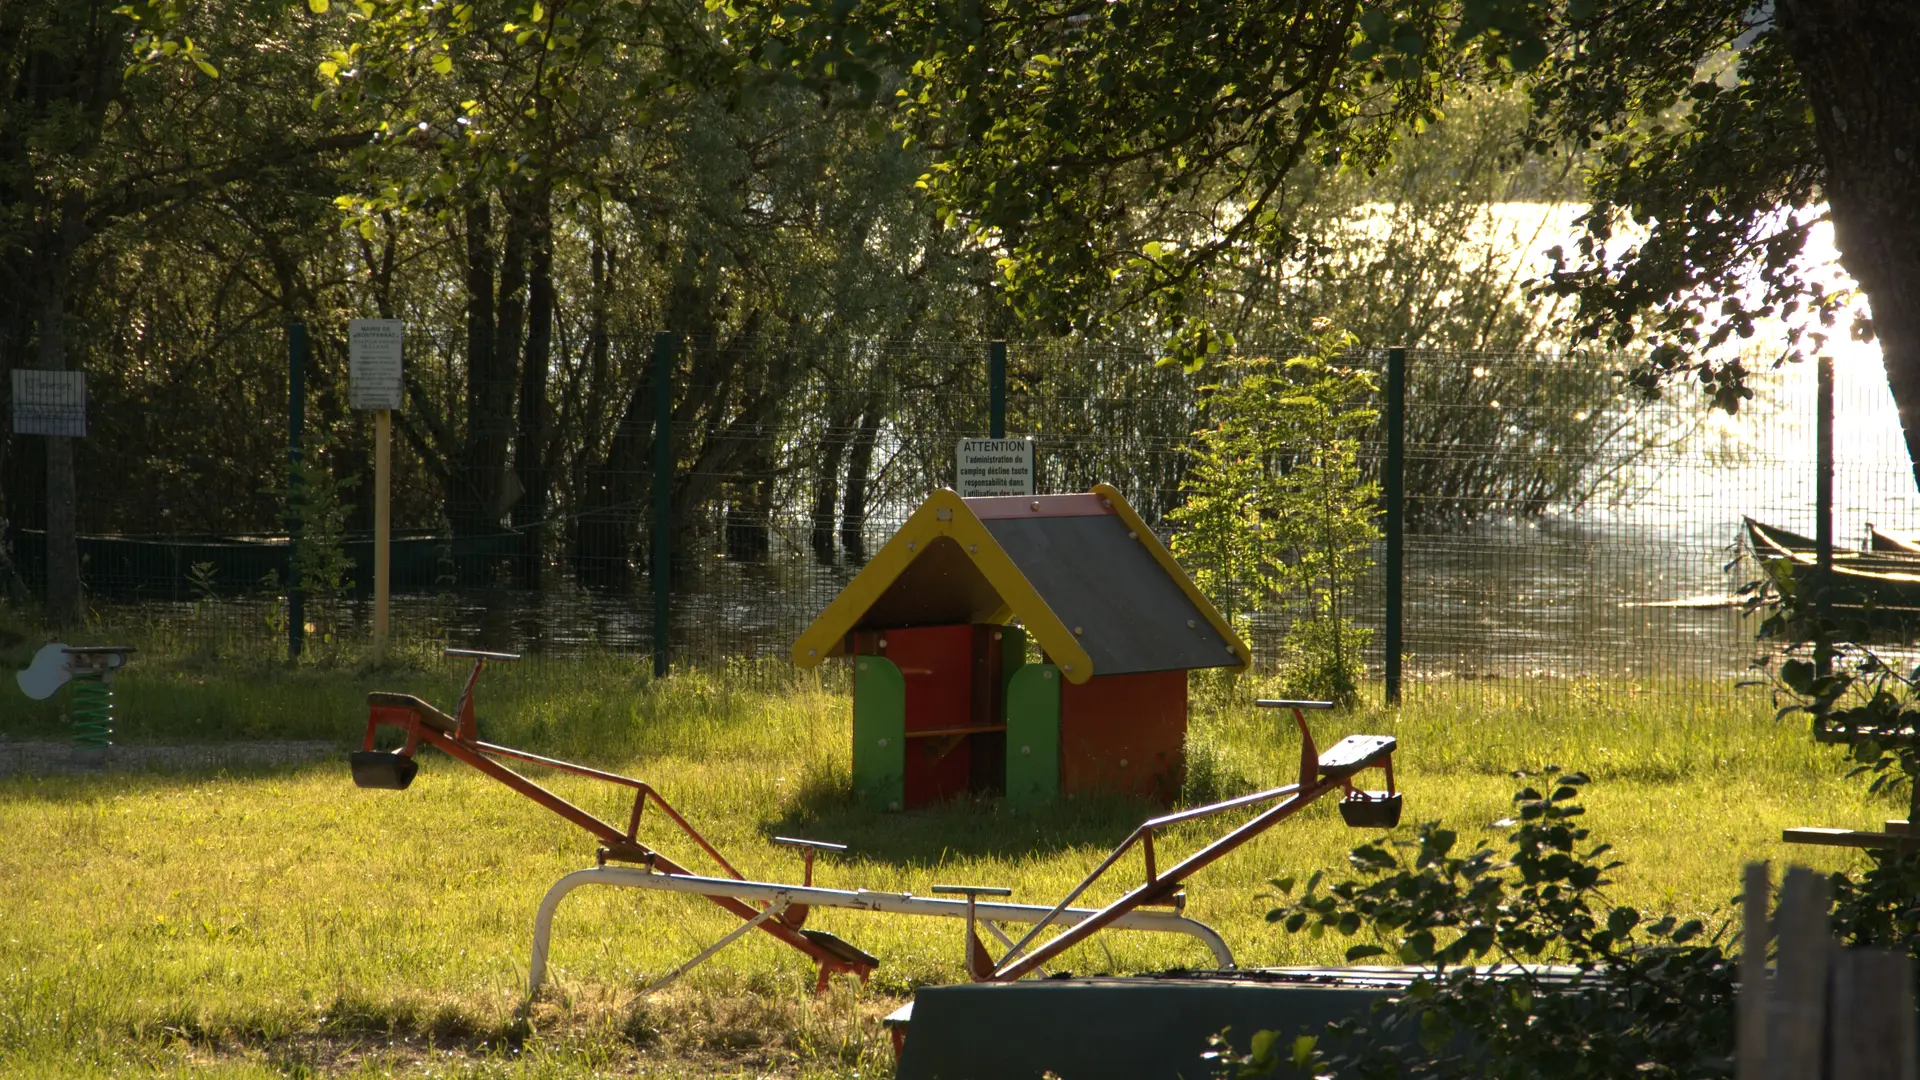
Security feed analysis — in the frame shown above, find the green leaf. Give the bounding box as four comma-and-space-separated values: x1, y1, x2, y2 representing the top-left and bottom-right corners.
1248, 1028, 1279, 1064
307, 0, 328, 12
1607, 906, 1640, 938
1506, 36, 1547, 72
431, 53, 452, 75
1358, 9, 1389, 43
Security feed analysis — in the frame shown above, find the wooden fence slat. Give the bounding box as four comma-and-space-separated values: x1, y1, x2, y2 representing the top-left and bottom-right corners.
1739, 861, 1771, 1080
1769, 866, 1831, 1080
1830, 946, 1918, 1080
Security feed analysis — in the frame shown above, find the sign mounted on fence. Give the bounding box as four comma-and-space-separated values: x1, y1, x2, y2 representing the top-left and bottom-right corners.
348, 319, 404, 410
11, 370, 86, 437
955, 438, 1034, 498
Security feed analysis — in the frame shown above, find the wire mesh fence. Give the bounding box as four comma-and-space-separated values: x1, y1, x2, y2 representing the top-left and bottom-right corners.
3, 328, 1910, 701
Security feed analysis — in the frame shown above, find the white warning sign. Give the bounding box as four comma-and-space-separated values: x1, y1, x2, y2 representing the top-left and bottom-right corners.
348, 319, 404, 410
956, 438, 1034, 498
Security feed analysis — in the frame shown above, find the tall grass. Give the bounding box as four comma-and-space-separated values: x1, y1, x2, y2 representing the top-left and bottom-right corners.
0, 657, 1884, 1077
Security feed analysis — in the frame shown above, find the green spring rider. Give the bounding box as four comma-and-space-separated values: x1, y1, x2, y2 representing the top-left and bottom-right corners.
15, 644, 134, 760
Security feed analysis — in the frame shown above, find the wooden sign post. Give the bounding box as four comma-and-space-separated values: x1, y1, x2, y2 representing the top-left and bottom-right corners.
374, 408, 391, 658
349, 319, 404, 664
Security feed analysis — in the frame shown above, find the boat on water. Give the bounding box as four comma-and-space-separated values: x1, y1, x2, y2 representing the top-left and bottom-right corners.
1747, 518, 1920, 563
1870, 525, 1920, 555
1742, 517, 1920, 635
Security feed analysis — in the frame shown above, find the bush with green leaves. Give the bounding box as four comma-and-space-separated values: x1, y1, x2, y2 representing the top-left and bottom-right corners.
1204, 523, 1920, 1078
1764, 587, 1920, 970
265, 435, 360, 654
1210, 775, 1738, 1078
1170, 334, 1379, 704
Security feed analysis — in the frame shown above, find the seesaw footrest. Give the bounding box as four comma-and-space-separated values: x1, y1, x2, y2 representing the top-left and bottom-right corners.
350, 750, 418, 790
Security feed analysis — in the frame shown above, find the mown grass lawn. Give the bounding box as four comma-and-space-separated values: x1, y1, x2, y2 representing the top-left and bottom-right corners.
0, 656, 1882, 1077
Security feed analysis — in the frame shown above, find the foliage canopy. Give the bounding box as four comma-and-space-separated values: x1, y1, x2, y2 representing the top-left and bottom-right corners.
754, 0, 1920, 484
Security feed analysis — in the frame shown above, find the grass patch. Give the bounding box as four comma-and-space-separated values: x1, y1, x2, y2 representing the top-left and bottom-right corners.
0, 659, 1885, 1077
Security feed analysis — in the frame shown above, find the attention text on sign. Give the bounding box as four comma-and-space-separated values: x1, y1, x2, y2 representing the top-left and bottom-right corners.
955, 437, 1034, 498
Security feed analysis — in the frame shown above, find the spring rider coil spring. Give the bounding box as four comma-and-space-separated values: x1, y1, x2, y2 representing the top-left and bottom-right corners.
69, 672, 114, 749
54, 647, 134, 754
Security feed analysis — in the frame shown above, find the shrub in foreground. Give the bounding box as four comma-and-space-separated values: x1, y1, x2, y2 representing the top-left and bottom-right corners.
1208, 775, 1736, 1078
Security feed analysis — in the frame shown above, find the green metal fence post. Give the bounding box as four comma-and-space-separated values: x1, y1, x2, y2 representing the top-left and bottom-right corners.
651, 331, 676, 679
989, 340, 1007, 440
1384, 346, 1405, 705
1816, 352, 1833, 672
286, 323, 308, 663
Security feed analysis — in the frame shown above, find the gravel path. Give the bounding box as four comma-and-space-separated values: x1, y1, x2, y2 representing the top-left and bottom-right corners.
0, 738, 338, 778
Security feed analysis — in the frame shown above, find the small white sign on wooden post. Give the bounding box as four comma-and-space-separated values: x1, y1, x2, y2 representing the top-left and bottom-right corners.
955, 437, 1034, 498
348, 319, 404, 411
11, 370, 86, 437
348, 317, 404, 663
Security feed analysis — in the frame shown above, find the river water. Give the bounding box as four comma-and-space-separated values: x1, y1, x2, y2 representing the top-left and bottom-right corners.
1381, 208, 1916, 687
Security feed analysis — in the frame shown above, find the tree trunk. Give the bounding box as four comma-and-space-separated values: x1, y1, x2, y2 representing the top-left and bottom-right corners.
568, 239, 630, 585
0, 1, 120, 620
724, 476, 773, 562
810, 406, 852, 564
0, 312, 33, 602
723, 392, 777, 564
452, 195, 529, 545
453, 199, 498, 537
1777, 0, 1920, 490
491, 194, 532, 499
586, 239, 611, 445
515, 182, 554, 585
572, 367, 656, 586
840, 393, 884, 564
39, 239, 81, 626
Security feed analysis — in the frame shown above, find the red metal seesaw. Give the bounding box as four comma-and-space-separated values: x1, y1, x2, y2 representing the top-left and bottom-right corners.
353, 657, 1400, 993
968, 700, 1399, 982
351, 649, 879, 994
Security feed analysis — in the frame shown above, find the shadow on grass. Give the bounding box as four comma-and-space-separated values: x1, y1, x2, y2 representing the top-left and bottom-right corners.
0, 748, 345, 803
755, 759, 1301, 868
1, 659, 424, 744
750, 724, 1283, 867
